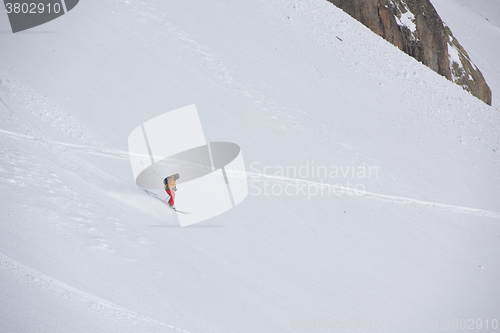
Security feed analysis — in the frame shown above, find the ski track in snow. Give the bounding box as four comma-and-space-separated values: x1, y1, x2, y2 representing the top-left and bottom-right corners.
0, 253, 192, 333
246, 172, 500, 220
1, 127, 497, 220
0, 128, 129, 161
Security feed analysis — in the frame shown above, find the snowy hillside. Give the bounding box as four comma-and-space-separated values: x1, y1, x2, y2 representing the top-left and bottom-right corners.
1, 0, 499, 332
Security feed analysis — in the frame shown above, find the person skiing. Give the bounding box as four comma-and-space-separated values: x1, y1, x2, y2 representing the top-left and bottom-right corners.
163, 173, 180, 209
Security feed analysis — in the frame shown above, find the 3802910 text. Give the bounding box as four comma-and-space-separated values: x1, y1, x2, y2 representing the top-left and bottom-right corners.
5, 2, 62, 14
443, 319, 498, 330
288, 318, 499, 330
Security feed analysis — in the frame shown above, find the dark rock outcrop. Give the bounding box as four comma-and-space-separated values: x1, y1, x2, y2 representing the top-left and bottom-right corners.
327, 0, 492, 105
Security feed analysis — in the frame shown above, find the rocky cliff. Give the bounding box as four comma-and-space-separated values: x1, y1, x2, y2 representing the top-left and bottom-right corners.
327, 0, 492, 105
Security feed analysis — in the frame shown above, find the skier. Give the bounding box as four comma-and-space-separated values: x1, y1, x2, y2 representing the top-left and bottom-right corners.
163, 173, 180, 209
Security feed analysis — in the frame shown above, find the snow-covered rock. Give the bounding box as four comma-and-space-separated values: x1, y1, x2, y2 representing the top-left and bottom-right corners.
328, 0, 492, 105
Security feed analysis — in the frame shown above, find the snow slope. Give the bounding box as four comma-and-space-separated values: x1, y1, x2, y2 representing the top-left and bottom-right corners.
1, 0, 499, 332
431, 0, 500, 109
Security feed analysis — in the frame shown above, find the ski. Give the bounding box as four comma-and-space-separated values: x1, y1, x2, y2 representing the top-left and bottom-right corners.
144, 190, 190, 214
144, 189, 162, 200
174, 209, 191, 215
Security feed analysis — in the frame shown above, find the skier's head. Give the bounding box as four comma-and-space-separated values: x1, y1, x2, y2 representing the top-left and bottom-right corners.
174, 173, 180, 180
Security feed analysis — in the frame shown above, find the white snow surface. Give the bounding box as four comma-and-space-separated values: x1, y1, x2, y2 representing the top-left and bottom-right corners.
397, 10, 416, 34
0, 0, 499, 332
394, 1, 417, 34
